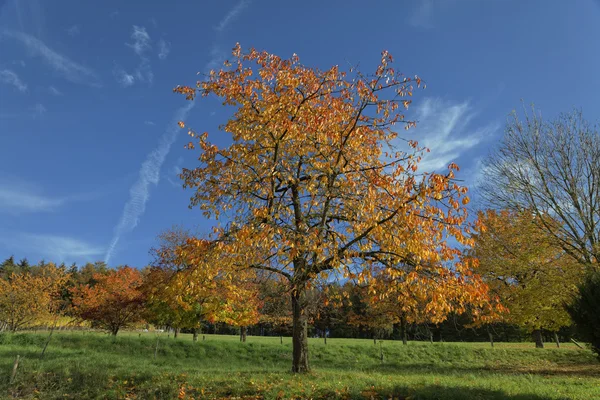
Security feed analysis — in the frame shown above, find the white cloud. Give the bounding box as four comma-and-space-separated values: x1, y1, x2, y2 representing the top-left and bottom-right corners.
157, 39, 171, 60
67, 25, 80, 36
215, 0, 250, 32
0, 233, 104, 262
408, 97, 499, 172
144, 120, 155, 126
48, 86, 62, 96
113, 65, 135, 87
127, 25, 151, 56
409, 0, 434, 29
104, 102, 194, 263
0, 69, 27, 92
3, 30, 101, 86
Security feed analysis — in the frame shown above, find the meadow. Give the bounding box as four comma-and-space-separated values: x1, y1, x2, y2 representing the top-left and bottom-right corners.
0, 331, 598, 399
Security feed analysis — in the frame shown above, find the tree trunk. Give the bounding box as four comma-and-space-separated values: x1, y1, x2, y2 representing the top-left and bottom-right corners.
291, 291, 309, 373
533, 329, 544, 348
323, 331, 327, 345
487, 326, 494, 348
174, 327, 180, 339
554, 332, 560, 348
400, 316, 408, 345
111, 327, 119, 336
192, 329, 198, 342
240, 326, 247, 342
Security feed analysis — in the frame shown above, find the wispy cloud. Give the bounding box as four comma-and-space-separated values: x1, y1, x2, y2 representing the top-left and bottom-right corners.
0, 69, 27, 92
215, 0, 250, 32
48, 86, 62, 96
3, 30, 101, 86
157, 39, 171, 60
134, 59, 153, 84
0, 183, 65, 214
116, 26, 154, 87
0, 103, 48, 119
409, 97, 499, 172
144, 120, 155, 126
32, 103, 46, 117
105, 0, 252, 263
113, 65, 135, 87
67, 25, 80, 36
0, 174, 110, 214
104, 102, 194, 263
167, 156, 184, 188
0, 233, 104, 263
127, 25, 152, 56
409, 0, 434, 29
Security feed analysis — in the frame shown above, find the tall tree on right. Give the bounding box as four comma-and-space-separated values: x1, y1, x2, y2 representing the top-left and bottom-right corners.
480, 108, 600, 273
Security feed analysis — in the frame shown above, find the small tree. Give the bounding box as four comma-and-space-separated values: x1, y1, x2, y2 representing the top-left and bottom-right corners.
0, 263, 68, 332
71, 267, 145, 335
567, 272, 600, 360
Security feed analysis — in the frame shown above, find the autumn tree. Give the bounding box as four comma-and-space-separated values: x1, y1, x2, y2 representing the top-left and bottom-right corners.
471, 209, 583, 348
481, 108, 600, 273
174, 44, 491, 372
147, 227, 206, 338
71, 266, 145, 336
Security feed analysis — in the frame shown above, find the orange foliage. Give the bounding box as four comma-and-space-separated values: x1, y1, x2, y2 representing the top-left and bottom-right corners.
71, 267, 145, 335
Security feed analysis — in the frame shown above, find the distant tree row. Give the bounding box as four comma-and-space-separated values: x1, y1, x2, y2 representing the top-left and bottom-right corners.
0, 218, 587, 349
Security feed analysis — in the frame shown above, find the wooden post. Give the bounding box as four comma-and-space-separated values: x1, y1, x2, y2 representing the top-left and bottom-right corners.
10, 355, 19, 384
280, 335, 283, 345
554, 332, 560, 348
154, 335, 159, 359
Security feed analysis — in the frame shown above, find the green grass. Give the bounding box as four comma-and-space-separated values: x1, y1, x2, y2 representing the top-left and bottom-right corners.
0, 331, 599, 399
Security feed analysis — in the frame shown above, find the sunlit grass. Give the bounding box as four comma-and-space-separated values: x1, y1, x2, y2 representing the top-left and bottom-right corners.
1, 331, 598, 399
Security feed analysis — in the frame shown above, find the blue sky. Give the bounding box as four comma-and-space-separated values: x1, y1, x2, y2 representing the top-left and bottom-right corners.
1, 0, 600, 267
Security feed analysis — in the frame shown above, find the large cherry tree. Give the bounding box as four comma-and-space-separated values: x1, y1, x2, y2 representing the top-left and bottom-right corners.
175, 44, 489, 372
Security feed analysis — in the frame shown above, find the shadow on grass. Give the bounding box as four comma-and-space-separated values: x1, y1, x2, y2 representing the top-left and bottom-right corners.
330, 384, 560, 400
354, 361, 600, 379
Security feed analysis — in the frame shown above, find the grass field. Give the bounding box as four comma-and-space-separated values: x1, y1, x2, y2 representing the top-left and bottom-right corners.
1, 331, 599, 399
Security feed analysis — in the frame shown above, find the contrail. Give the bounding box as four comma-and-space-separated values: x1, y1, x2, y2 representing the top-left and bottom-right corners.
104, 102, 194, 264
104, 0, 251, 264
